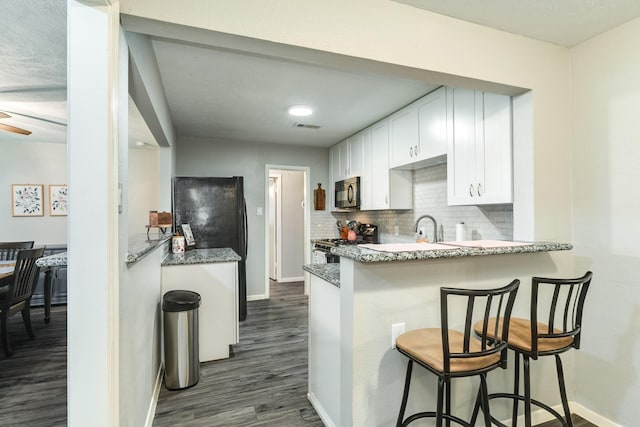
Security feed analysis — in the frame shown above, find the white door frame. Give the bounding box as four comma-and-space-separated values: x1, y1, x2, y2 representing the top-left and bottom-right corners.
268, 174, 281, 280
264, 165, 310, 299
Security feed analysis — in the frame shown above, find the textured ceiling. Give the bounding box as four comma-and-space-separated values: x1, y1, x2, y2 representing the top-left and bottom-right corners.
0, 0, 67, 144
3, 1, 640, 146
394, 0, 640, 47
151, 38, 439, 147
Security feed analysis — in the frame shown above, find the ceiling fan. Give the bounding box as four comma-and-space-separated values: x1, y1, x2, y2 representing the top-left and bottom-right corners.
0, 111, 32, 135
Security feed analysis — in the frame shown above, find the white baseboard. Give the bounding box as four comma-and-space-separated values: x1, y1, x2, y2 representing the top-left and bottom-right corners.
572, 402, 622, 427
497, 401, 621, 427
144, 365, 164, 427
277, 276, 305, 283
247, 294, 267, 301
307, 392, 337, 427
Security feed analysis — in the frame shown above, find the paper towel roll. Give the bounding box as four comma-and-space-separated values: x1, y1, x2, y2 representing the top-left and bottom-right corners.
455, 223, 467, 241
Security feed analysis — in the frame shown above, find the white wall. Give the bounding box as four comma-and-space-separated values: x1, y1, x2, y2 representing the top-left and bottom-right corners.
127, 147, 159, 235
119, 244, 165, 427
0, 141, 67, 245
175, 137, 329, 298
570, 16, 640, 426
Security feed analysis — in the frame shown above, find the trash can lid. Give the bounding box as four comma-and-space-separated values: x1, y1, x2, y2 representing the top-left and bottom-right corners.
163, 290, 201, 312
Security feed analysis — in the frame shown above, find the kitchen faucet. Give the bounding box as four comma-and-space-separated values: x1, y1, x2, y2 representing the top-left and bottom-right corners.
414, 215, 439, 242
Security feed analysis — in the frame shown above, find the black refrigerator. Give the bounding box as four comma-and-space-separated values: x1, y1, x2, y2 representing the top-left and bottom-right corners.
172, 176, 248, 321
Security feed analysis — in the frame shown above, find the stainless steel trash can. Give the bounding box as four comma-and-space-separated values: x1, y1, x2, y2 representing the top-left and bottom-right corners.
163, 290, 201, 390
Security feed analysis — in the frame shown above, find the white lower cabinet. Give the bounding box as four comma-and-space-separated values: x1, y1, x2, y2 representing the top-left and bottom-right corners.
161, 261, 239, 362
308, 274, 340, 427
447, 87, 513, 205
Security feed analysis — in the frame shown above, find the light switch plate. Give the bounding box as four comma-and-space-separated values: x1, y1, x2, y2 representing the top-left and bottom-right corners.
257, 207, 263, 216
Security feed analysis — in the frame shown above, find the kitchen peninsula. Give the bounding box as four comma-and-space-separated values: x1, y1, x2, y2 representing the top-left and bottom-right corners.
305, 240, 572, 427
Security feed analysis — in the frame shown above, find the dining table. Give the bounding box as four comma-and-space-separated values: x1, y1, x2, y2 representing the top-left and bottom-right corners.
0, 261, 15, 283
35, 252, 67, 324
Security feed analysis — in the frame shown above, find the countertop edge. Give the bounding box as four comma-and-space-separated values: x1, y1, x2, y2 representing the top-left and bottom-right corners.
331, 242, 573, 263
125, 234, 172, 265
162, 248, 242, 266
303, 264, 340, 288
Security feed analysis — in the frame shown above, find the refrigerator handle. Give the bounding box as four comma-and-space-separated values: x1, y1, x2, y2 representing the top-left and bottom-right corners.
243, 200, 248, 258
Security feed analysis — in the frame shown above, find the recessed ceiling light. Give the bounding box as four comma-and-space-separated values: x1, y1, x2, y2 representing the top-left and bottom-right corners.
288, 105, 313, 117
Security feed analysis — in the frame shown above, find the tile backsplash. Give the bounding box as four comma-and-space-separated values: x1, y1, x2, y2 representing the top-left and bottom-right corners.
317, 163, 513, 242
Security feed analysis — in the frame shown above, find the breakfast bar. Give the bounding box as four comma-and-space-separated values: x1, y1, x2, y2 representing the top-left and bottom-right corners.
305, 240, 572, 427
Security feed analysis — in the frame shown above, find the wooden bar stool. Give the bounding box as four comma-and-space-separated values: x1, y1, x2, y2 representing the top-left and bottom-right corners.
472, 271, 593, 427
395, 280, 520, 427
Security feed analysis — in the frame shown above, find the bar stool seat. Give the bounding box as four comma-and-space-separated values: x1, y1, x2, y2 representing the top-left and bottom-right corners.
395, 280, 520, 427
472, 271, 593, 427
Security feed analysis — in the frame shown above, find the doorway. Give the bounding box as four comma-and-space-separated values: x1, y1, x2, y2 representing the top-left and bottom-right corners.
265, 166, 309, 298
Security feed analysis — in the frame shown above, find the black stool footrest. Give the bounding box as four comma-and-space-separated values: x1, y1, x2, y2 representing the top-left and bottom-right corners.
401, 411, 472, 427
485, 393, 570, 427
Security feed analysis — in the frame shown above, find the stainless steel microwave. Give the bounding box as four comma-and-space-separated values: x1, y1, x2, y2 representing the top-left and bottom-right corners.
335, 177, 360, 209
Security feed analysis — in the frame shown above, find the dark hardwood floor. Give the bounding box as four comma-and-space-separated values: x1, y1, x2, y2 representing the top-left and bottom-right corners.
0, 288, 599, 427
153, 281, 324, 426
0, 305, 67, 426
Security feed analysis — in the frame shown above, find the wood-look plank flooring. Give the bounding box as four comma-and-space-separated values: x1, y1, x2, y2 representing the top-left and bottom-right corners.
0, 289, 600, 427
153, 281, 324, 427
0, 305, 67, 426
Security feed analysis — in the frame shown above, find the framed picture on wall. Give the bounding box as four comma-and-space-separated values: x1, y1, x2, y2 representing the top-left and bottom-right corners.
11, 184, 44, 216
49, 184, 68, 216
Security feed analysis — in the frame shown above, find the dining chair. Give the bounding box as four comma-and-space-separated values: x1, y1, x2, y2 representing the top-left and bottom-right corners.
472, 271, 593, 427
0, 241, 35, 261
0, 247, 45, 357
395, 279, 520, 427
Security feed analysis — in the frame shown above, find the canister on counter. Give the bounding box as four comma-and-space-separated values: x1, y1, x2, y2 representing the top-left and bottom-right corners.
172, 235, 186, 253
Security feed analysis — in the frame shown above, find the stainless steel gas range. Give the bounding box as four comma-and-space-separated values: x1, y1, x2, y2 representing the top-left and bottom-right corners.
312, 238, 361, 264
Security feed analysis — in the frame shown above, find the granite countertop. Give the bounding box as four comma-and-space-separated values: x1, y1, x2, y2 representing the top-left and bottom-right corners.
303, 264, 340, 287
36, 252, 68, 268
332, 241, 572, 263
36, 233, 173, 268
162, 248, 241, 266
126, 233, 172, 264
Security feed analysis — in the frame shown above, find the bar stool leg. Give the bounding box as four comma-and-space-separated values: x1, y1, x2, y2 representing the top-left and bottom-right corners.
512, 353, 521, 427
436, 377, 445, 427
555, 355, 574, 427
523, 356, 532, 427
396, 360, 413, 427
445, 378, 451, 427
480, 373, 492, 427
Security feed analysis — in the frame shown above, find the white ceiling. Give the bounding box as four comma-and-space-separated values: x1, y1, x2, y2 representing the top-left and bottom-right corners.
394, 0, 640, 47
151, 38, 438, 147
3, 1, 640, 146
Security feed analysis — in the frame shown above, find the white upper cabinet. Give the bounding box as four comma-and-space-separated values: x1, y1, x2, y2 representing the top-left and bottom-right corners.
348, 132, 364, 178
389, 104, 419, 168
330, 134, 365, 182
367, 119, 412, 210
416, 86, 447, 161
447, 87, 513, 205
389, 87, 447, 169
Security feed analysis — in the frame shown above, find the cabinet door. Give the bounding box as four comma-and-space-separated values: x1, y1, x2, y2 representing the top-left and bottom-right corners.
480, 92, 512, 203
371, 120, 390, 209
348, 132, 364, 178
447, 87, 478, 205
360, 128, 373, 210
389, 105, 419, 168
417, 86, 447, 160
330, 140, 349, 183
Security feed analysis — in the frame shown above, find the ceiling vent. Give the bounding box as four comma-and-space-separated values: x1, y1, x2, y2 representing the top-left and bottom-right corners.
293, 123, 321, 130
